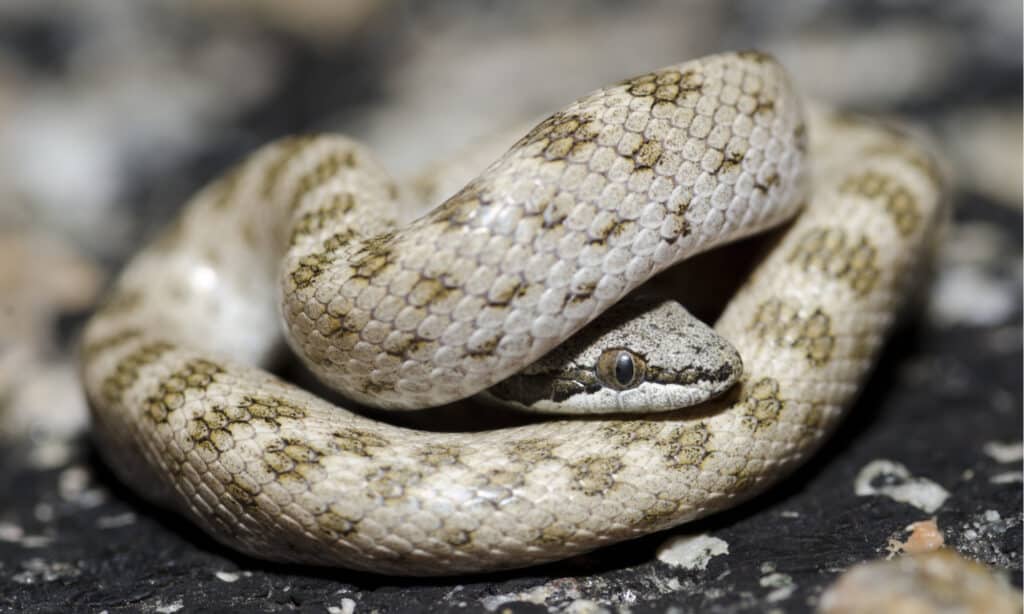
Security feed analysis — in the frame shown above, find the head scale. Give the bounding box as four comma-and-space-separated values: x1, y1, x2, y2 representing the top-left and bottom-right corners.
485, 297, 742, 415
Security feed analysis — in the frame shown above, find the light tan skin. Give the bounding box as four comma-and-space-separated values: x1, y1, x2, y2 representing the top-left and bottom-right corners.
80, 52, 946, 575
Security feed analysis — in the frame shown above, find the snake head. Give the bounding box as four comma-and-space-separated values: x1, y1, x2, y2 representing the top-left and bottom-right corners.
483, 297, 743, 414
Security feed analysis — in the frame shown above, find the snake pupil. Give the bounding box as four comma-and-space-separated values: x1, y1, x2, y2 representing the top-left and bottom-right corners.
615, 352, 634, 386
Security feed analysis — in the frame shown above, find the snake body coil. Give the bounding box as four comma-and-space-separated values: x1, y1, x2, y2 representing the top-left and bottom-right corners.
80, 52, 945, 575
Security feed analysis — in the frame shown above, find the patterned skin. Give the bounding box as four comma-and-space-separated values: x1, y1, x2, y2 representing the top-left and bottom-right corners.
79, 52, 945, 575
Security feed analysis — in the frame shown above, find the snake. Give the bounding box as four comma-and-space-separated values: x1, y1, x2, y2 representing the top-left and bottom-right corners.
78, 51, 946, 575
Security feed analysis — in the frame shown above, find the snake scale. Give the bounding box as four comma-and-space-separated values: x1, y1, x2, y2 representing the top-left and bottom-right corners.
79, 52, 945, 575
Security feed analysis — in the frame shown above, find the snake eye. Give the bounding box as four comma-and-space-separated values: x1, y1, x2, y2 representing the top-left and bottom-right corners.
615, 353, 634, 385
597, 349, 646, 390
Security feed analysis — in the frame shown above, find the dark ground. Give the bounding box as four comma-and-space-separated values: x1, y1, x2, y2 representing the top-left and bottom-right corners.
0, 2, 1021, 613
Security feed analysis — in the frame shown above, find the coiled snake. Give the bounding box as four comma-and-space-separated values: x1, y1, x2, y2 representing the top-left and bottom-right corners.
79, 52, 946, 575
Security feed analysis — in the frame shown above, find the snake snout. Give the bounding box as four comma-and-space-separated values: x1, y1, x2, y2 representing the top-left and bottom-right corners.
482, 298, 743, 415
603, 305, 744, 414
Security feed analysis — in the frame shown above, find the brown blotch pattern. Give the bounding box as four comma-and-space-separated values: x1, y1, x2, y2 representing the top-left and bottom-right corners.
864, 143, 943, 187
749, 299, 835, 367
290, 230, 363, 290
330, 427, 390, 457
537, 523, 577, 546
317, 504, 360, 538
788, 227, 881, 296
349, 231, 397, 279
598, 421, 664, 447
261, 136, 317, 198
754, 173, 781, 194
144, 359, 222, 424
287, 149, 358, 213
504, 438, 558, 464
568, 456, 623, 496
636, 498, 683, 531
598, 421, 712, 470
839, 170, 920, 236
290, 245, 334, 290
237, 395, 308, 425
657, 423, 712, 468
415, 444, 462, 467
81, 327, 142, 361
517, 111, 600, 154
365, 465, 423, 501
738, 377, 786, 432
477, 466, 525, 492
718, 150, 747, 175
426, 180, 492, 227
289, 193, 358, 246
623, 68, 704, 105
260, 438, 322, 501
633, 139, 664, 169
184, 395, 314, 507
100, 341, 176, 405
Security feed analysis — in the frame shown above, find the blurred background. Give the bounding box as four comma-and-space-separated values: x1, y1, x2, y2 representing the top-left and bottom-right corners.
0, 1, 1019, 610
0, 0, 1019, 442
